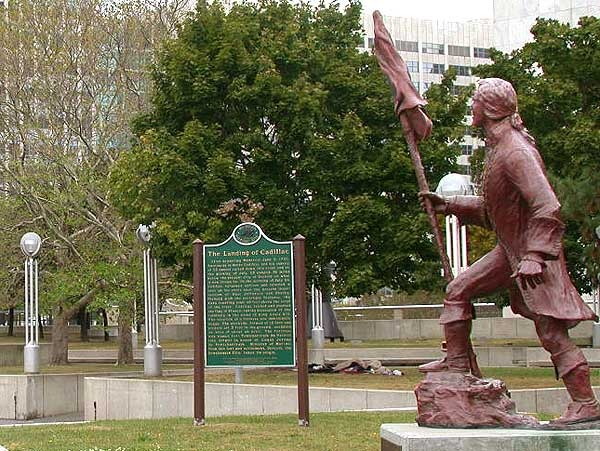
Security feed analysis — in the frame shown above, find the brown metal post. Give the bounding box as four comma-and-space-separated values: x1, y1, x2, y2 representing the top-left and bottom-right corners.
293, 234, 309, 427
193, 239, 205, 426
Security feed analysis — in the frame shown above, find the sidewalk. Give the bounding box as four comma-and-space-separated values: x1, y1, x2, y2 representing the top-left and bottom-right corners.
0, 412, 84, 427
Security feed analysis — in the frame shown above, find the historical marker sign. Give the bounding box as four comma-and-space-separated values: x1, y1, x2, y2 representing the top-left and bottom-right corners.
204, 223, 295, 367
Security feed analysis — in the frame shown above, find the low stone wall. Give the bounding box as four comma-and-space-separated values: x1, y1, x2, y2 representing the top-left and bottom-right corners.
337, 317, 594, 341
155, 318, 595, 343
159, 324, 194, 342
0, 371, 188, 420
84, 377, 416, 421
0, 373, 87, 420
0, 343, 52, 367
83, 376, 600, 421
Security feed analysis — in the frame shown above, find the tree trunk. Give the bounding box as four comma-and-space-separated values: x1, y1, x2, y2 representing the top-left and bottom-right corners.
79, 305, 89, 342
100, 308, 109, 341
7, 308, 14, 337
50, 311, 69, 365
117, 307, 134, 365
49, 283, 105, 366
38, 314, 44, 339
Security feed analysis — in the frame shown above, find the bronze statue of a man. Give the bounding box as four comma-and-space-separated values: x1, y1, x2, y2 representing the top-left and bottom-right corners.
419, 78, 600, 425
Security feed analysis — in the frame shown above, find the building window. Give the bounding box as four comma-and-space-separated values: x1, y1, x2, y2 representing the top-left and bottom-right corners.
423, 82, 432, 91
461, 144, 473, 156
368, 38, 374, 49
406, 60, 419, 73
448, 45, 470, 57
423, 62, 445, 74
422, 42, 444, 54
398, 40, 418, 52
413, 81, 420, 92
449, 65, 471, 76
474, 47, 490, 58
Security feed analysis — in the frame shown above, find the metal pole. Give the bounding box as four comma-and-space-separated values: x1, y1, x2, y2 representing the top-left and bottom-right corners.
34, 259, 39, 344
318, 289, 323, 328
193, 239, 205, 426
153, 257, 159, 345
311, 284, 315, 329
144, 250, 162, 377
234, 367, 244, 384
24, 256, 39, 374
24, 259, 29, 344
293, 235, 309, 427
452, 216, 460, 277
143, 250, 149, 344
460, 224, 468, 273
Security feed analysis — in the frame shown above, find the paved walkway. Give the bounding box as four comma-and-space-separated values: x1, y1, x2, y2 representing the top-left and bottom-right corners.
0, 412, 84, 427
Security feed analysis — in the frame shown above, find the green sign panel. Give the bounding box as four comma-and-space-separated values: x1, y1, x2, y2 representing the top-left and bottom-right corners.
204, 223, 295, 367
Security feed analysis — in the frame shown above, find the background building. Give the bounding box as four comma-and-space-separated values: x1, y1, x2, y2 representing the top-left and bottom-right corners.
361, 14, 493, 173
493, 0, 600, 52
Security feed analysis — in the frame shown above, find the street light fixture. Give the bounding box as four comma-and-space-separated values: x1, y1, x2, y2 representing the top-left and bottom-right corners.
20, 232, 42, 258
436, 173, 474, 277
138, 224, 162, 376
20, 232, 42, 374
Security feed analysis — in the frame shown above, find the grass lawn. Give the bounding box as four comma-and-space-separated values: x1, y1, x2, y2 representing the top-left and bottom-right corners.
0, 411, 413, 451
0, 411, 558, 451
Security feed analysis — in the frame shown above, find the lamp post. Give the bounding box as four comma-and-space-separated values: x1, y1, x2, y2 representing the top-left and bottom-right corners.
20, 232, 42, 374
310, 283, 324, 364
137, 224, 162, 376
435, 173, 474, 277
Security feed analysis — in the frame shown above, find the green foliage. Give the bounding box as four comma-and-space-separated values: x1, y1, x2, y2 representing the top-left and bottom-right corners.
111, 0, 468, 296
473, 16, 600, 293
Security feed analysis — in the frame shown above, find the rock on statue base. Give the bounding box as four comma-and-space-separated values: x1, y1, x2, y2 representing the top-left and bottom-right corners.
415, 372, 539, 428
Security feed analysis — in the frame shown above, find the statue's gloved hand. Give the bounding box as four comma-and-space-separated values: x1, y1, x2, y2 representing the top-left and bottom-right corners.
511, 253, 546, 290
418, 191, 447, 214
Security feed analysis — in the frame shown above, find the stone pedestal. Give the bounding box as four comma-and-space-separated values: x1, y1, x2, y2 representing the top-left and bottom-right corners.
381, 423, 600, 451
415, 372, 538, 428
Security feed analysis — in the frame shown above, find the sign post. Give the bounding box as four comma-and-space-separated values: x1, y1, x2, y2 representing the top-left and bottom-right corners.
193, 223, 308, 425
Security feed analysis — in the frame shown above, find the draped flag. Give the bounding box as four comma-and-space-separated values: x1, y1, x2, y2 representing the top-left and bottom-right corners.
373, 11, 432, 142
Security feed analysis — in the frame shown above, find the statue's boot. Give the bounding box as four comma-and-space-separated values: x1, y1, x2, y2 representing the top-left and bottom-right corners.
551, 364, 600, 425
419, 320, 470, 373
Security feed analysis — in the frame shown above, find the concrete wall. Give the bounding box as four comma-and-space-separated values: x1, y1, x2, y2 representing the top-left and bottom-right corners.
0, 374, 85, 420
0, 343, 52, 367
137, 318, 597, 343
0, 371, 176, 420
84, 377, 417, 421
337, 318, 594, 341
84, 376, 600, 421
159, 324, 194, 342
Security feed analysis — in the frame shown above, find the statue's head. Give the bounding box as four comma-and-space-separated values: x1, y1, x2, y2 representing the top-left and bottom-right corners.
472, 78, 518, 127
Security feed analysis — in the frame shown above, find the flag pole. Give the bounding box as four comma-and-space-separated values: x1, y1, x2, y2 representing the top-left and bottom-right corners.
373, 11, 481, 377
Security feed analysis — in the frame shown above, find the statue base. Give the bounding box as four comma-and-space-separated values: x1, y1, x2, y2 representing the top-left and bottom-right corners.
415, 372, 539, 428
381, 423, 600, 451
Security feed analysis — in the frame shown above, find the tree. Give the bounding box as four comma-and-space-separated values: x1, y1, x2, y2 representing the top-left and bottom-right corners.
473, 16, 600, 293
0, 0, 189, 364
111, 0, 469, 296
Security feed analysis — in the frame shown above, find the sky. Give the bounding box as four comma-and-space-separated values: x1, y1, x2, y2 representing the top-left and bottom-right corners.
310, 0, 494, 21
